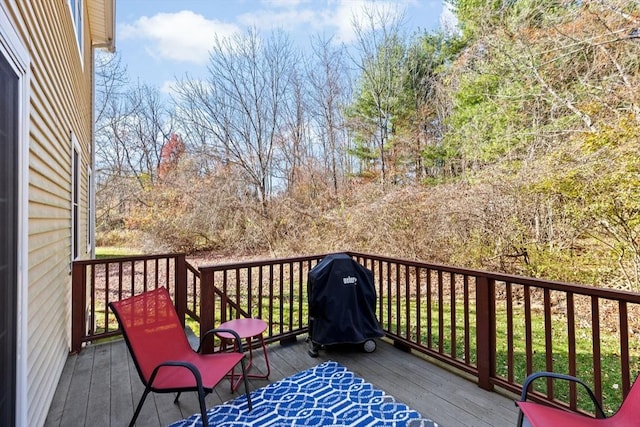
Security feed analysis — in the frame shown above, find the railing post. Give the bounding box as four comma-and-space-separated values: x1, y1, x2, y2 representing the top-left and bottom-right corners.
174, 254, 187, 328
476, 275, 495, 391
200, 268, 215, 353
71, 262, 86, 354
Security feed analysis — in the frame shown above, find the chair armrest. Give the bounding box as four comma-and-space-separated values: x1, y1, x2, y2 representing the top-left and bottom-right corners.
518, 372, 605, 419
198, 328, 245, 353
148, 360, 205, 393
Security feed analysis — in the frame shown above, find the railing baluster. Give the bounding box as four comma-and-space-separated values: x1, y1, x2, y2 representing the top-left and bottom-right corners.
405, 264, 410, 340
289, 262, 294, 332
476, 275, 493, 391
543, 288, 553, 398
247, 267, 253, 318
463, 275, 470, 364
386, 262, 391, 333
221, 270, 228, 321
438, 270, 444, 353
567, 292, 577, 409
395, 263, 401, 336
416, 267, 421, 345
269, 264, 274, 337
378, 260, 384, 329
143, 258, 148, 293
591, 296, 602, 403
524, 285, 533, 377
619, 301, 630, 395
426, 268, 432, 348
506, 282, 513, 383
131, 260, 136, 293
200, 268, 215, 353
258, 265, 264, 320
235, 268, 241, 319
279, 263, 284, 335
297, 261, 303, 329
71, 262, 86, 353
451, 272, 457, 359
71, 251, 640, 417
101, 263, 108, 335
90, 263, 96, 336
175, 254, 186, 326
104, 262, 110, 319
115, 262, 121, 300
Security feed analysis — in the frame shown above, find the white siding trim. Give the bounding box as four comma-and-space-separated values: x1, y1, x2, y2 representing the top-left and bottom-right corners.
71, 133, 81, 264
66, 0, 84, 67
0, 4, 31, 427
86, 164, 93, 255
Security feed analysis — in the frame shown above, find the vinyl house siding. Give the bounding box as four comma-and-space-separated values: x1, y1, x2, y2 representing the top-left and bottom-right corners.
1, 1, 113, 425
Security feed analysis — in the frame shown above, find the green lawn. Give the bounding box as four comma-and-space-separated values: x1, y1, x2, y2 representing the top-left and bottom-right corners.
95, 246, 140, 258
383, 296, 639, 415
88, 253, 637, 414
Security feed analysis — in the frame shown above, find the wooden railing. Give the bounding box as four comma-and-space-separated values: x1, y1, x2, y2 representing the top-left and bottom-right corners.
72, 251, 640, 416
347, 252, 640, 415
197, 255, 323, 352
71, 253, 195, 353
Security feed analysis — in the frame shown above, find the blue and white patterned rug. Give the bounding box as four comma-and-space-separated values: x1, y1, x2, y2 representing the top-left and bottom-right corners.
169, 360, 439, 426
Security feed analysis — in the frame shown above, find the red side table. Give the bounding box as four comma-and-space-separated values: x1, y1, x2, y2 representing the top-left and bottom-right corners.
216, 318, 271, 392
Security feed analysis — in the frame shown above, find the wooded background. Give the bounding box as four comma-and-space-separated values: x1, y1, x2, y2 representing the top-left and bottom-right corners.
95, 1, 640, 291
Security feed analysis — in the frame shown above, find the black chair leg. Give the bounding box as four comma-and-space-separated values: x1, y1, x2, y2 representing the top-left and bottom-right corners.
197, 389, 208, 427
130, 387, 151, 427
240, 358, 253, 411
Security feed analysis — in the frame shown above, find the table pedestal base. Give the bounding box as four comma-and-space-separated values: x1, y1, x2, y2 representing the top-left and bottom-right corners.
217, 318, 271, 393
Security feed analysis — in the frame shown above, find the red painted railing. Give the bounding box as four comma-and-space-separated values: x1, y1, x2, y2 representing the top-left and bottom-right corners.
72, 251, 640, 416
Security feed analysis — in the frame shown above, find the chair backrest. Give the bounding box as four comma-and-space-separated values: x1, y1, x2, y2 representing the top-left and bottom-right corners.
109, 287, 193, 384
612, 375, 640, 423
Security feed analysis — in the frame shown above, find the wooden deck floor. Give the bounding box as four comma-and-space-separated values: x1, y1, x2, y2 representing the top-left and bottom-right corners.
45, 336, 519, 426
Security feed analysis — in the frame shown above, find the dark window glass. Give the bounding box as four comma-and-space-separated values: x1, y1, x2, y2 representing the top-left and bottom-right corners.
0, 51, 18, 427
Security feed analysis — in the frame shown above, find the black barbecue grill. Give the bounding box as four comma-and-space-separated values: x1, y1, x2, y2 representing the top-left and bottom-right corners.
307, 253, 384, 357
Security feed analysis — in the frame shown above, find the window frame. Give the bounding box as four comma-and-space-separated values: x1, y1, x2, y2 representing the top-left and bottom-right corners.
0, 3, 30, 425
67, 0, 84, 61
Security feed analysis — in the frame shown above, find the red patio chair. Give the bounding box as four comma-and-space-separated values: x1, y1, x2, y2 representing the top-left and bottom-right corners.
109, 287, 252, 427
516, 372, 640, 426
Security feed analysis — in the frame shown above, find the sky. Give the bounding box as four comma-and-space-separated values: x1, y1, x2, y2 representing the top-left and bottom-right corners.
115, 1, 453, 93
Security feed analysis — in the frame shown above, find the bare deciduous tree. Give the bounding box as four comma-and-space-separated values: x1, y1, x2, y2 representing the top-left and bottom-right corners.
175, 28, 298, 213
95, 52, 174, 230
307, 35, 352, 194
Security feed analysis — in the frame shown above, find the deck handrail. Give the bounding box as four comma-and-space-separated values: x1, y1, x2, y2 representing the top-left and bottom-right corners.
346, 253, 640, 404
71, 253, 192, 352
72, 251, 640, 415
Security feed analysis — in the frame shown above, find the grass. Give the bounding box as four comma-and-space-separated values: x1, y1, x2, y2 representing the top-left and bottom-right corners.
231, 289, 634, 415
383, 296, 639, 415
95, 246, 140, 258
87, 257, 637, 415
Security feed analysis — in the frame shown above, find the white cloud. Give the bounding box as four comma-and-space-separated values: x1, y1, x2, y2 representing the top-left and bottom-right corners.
119, 10, 240, 65
439, 2, 460, 36
236, 0, 411, 45
324, 1, 409, 44
160, 80, 179, 96
260, 0, 311, 7
237, 8, 318, 32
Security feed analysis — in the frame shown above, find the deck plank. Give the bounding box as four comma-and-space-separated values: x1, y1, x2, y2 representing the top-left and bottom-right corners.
86, 343, 112, 426
46, 337, 519, 426
43, 349, 77, 427
110, 339, 134, 426
58, 345, 94, 426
